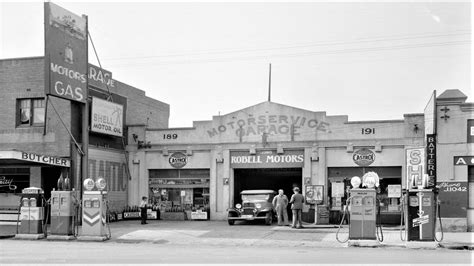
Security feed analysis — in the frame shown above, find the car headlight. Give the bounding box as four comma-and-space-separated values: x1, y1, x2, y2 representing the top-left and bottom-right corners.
235, 203, 242, 209
255, 203, 261, 209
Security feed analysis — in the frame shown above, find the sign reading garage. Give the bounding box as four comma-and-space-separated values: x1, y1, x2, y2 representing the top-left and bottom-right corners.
230, 150, 304, 169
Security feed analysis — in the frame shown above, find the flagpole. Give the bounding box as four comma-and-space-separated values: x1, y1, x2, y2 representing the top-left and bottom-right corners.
268, 63, 272, 102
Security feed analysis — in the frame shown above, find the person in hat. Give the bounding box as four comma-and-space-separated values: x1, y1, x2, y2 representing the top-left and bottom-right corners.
140, 196, 148, 224
289, 187, 304, 229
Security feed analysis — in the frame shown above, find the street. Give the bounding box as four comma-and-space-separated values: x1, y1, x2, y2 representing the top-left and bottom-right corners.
0, 239, 471, 264
1, 220, 472, 264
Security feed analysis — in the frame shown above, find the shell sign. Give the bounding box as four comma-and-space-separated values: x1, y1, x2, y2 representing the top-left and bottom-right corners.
352, 148, 375, 166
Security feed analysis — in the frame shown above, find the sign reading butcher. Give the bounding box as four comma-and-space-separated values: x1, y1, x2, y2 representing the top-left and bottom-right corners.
44, 2, 88, 103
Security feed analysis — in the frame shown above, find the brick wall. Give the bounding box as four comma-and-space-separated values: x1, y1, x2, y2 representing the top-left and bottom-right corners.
0, 57, 71, 156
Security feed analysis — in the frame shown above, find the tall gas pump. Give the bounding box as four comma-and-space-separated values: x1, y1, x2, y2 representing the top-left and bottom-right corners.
77, 177, 110, 241
48, 173, 79, 240
15, 187, 47, 240
336, 172, 383, 246
404, 147, 442, 245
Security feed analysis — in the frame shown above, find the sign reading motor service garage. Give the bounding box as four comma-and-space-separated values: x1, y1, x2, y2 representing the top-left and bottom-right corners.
230, 150, 304, 168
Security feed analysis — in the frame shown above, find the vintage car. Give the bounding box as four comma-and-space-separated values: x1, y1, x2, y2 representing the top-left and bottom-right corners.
227, 189, 276, 225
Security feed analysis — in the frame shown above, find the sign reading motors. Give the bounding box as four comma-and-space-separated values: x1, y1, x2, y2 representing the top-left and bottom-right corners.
44, 2, 88, 103
230, 150, 304, 168
91, 97, 124, 137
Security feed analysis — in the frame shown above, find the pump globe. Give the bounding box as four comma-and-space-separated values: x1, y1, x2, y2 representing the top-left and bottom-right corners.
362, 171, 380, 188
350, 176, 361, 188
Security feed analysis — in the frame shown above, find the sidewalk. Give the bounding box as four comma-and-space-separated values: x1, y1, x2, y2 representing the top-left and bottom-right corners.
1, 221, 472, 250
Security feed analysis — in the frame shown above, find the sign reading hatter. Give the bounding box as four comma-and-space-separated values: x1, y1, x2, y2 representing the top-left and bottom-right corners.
44, 2, 88, 103
91, 97, 123, 137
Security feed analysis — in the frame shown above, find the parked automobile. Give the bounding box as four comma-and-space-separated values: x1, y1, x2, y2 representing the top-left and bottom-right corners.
227, 189, 276, 225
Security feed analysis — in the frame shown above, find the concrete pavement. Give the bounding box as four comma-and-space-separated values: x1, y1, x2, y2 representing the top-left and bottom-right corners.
1, 220, 473, 250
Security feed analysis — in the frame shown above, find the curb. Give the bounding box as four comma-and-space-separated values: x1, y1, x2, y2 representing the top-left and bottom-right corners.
0, 234, 15, 239
438, 243, 474, 250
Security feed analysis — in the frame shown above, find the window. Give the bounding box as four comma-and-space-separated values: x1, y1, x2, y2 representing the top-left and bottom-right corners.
17, 98, 45, 126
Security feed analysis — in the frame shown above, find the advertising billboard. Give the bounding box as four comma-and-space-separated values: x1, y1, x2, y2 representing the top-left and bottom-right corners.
91, 97, 124, 137
44, 2, 88, 103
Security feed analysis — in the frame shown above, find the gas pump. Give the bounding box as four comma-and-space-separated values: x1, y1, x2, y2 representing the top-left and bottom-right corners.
15, 187, 47, 240
336, 172, 383, 245
77, 177, 111, 241
49, 173, 79, 240
403, 173, 443, 242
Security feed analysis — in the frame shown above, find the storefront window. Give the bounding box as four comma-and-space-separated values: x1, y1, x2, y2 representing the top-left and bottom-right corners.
149, 169, 210, 213
0, 168, 30, 193
327, 166, 402, 224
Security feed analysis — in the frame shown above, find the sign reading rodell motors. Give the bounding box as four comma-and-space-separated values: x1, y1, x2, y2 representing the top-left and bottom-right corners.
230, 150, 304, 168
352, 148, 375, 166
91, 97, 124, 137
44, 2, 88, 103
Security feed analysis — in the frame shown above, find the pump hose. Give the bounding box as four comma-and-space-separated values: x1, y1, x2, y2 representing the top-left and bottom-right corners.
399, 194, 406, 241
42, 196, 50, 237
336, 197, 353, 244
105, 201, 112, 240
376, 198, 383, 242
15, 197, 21, 235
434, 198, 444, 242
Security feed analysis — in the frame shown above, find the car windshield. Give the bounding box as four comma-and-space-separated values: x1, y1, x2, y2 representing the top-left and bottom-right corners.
242, 194, 269, 201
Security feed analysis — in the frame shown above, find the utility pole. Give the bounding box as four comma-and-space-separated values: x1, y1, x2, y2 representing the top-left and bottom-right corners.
267, 63, 272, 102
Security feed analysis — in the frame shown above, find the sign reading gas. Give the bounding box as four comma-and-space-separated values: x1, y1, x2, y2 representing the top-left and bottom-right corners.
44, 2, 88, 103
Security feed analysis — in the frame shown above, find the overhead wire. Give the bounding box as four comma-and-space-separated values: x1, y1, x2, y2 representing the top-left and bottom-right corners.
105, 40, 470, 68
102, 31, 471, 61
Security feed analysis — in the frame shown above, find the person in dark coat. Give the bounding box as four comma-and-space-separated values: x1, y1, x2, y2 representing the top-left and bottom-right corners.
140, 196, 148, 224
289, 187, 304, 229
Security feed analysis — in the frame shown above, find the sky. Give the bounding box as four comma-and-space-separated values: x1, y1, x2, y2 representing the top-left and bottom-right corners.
1, 0, 471, 128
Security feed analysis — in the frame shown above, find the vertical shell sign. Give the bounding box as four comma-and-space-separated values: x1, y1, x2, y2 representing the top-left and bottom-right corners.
44, 2, 88, 103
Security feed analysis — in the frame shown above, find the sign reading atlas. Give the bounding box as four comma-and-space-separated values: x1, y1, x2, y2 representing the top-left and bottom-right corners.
91, 97, 124, 137
352, 148, 375, 166
44, 2, 88, 103
169, 152, 188, 168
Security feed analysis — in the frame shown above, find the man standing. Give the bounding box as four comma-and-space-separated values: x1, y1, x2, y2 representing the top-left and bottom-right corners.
272, 189, 289, 226
289, 187, 304, 229
140, 196, 148, 225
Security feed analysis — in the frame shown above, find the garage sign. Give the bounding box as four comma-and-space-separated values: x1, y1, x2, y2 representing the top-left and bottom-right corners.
230, 150, 304, 168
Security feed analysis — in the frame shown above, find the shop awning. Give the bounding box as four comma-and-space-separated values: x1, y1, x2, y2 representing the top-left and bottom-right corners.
0, 150, 70, 168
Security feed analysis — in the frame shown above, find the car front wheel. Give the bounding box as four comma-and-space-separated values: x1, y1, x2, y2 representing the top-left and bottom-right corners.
228, 219, 235, 225
265, 213, 272, 225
